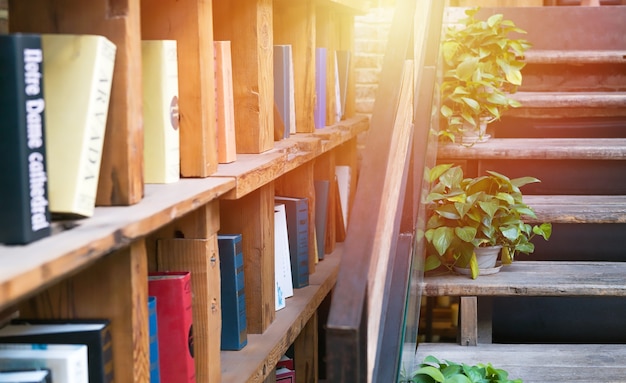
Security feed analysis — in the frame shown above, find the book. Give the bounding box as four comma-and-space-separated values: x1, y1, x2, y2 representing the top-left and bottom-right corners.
214, 41, 237, 164
0, 34, 51, 245
148, 271, 195, 383
0, 369, 51, 383
148, 296, 160, 383
274, 203, 294, 311
217, 234, 247, 351
0, 343, 88, 383
42, 34, 116, 218
142, 40, 180, 184
273, 45, 296, 138
276, 366, 296, 383
0, 319, 114, 383
314, 47, 327, 129
335, 50, 351, 119
274, 196, 310, 288
335, 165, 351, 231
314, 180, 330, 260
276, 354, 294, 370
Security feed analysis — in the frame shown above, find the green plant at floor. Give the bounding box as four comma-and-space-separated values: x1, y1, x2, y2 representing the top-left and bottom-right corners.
407, 355, 522, 383
423, 164, 552, 279
438, 7, 531, 143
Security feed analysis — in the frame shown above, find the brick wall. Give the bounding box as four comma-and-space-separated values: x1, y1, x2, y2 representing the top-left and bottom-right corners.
0, 0, 8, 34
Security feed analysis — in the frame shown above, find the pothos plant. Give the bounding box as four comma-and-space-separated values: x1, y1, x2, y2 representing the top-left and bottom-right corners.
403, 355, 523, 383
438, 7, 532, 143
423, 164, 552, 279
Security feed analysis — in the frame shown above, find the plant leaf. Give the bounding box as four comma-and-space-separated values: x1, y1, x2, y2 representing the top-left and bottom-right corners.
456, 57, 479, 81
432, 227, 455, 256
425, 255, 442, 271
455, 226, 477, 242
469, 253, 479, 279
414, 366, 445, 382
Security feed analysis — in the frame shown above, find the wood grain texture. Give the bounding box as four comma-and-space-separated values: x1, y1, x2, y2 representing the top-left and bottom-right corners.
522, 49, 626, 64
524, 195, 626, 224
459, 297, 477, 346
18, 243, 150, 383
214, 116, 368, 199
157, 238, 222, 383
414, 343, 626, 383
314, 151, 337, 256
274, 0, 316, 133
141, 0, 217, 177
421, 261, 626, 297
294, 311, 318, 383
220, 184, 276, 334
214, 0, 274, 154
220, 250, 340, 383
0, 177, 234, 312
438, 138, 626, 160
10, 0, 144, 206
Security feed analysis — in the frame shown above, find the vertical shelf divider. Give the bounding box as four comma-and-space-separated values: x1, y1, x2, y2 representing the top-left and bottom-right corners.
274, 0, 316, 133
9, 0, 145, 206
213, 0, 274, 154
141, 0, 218, 177
220, 183, 276, 334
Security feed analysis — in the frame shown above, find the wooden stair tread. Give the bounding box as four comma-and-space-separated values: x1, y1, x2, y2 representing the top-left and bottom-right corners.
420, 261, 626, 297
522, 49, 626, 64
438, 138, 626, 160
525, 195, 626, 224
510, 91, 626, 108
413, 343, 626, 383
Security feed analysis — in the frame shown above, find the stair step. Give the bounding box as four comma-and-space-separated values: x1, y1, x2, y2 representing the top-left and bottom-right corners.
420, 261, 626, 297
526, 195, 626, 224
507, 91, 626, 118
438, 138, 626, 160
522, 49, 626, 64
412, 343, 626, 383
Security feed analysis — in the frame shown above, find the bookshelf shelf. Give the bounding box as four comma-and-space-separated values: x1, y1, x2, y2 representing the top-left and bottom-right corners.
221, 247, 342, 383
2, 0, 366, 381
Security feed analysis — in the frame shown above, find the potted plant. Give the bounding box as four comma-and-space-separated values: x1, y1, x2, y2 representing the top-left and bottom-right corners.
423, 163, 552, 279
438, 7, 532, 144
404, 355, 522, 383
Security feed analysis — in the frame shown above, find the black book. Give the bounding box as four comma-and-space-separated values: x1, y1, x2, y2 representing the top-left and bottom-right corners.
0, 319, 114, 383
0, 34, 51, 245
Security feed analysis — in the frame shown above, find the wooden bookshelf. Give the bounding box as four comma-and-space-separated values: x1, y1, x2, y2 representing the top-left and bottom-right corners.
2, 0, 367, 381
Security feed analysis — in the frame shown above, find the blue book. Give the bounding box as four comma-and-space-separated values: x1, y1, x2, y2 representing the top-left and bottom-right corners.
217, 234, 248, 350
314, 47, 327, 129
148, 296, 160, 383
0, 34, 51, 245
275, 196, 310, 288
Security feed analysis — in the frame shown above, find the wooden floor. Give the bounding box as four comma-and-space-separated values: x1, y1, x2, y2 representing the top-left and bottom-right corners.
411, 343, 626, 383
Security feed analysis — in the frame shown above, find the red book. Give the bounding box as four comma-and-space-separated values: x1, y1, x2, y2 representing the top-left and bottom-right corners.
276, 366, 296, 382
148, 271, 196, 383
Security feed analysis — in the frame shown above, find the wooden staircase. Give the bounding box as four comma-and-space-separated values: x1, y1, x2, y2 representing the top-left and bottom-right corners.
412, 5, 626, 382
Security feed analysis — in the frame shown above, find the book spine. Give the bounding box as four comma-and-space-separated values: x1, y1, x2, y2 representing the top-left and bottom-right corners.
314, 47, 327, 129
214, 41, 237, 164
217, 235, 248, 350
293, 200, 310, 287
148, 296, 161, 383
43, 34, 116, 218
142, 40, 180, 184
0, 34, 51, 245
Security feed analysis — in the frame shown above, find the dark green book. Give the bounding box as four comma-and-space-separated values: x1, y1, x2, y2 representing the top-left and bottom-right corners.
0, 34, 51, 245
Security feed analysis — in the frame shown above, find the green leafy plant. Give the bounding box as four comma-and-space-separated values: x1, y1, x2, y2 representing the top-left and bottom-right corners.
408, 355, 522, 383
438, 7, 532, 143
423, 164, 552, 279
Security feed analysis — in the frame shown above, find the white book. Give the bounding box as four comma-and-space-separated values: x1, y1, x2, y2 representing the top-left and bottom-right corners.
142, 40, 181, 183
335, 165, 351, 230
42, 34, 116, 218
0, 369, 51, 382
274, 203, 294, 311
0, 343, 88, 383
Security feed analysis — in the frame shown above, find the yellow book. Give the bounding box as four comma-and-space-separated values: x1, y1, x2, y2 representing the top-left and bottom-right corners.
142, 40, 180, 183
42, 34, 116, 218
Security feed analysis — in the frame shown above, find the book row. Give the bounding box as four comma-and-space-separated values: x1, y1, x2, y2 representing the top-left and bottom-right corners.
0, 32, 352, 246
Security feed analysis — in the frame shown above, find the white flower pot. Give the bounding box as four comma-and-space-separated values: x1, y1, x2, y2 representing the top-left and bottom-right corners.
474, 245, 502, 269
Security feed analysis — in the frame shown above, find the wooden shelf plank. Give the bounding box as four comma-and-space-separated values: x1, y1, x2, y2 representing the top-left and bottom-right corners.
522, 49, 626, 64
216, 116, 368, 199
0, 177, 235, 311
421, 261, 626, 297
525, 195, 626, 224
221, 248, 341, 383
